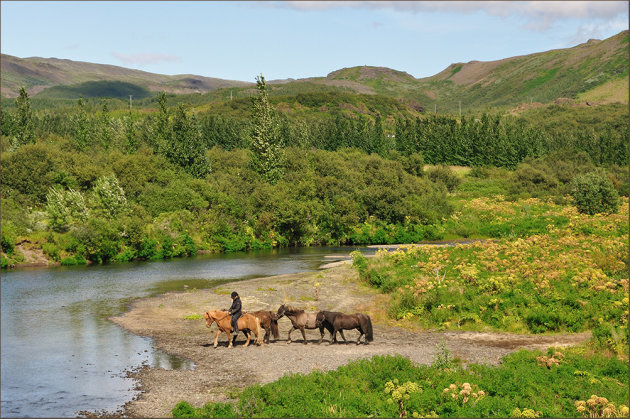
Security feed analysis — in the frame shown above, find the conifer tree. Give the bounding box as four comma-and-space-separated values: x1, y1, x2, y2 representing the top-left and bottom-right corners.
153, 91, 170, 154
99, 100, 112, 150
13, 86, 35, 149
249, 74, 284, 184
72, 97, 91, 151
166, 104, 210, 178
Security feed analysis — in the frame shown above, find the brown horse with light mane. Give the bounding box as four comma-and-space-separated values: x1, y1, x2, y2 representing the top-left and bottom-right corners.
249, 310, 280, 343
276, 304, 322, 344
203, 310, 262, 348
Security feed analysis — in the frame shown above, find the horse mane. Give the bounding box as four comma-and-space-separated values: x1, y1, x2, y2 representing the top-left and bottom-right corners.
282, 305, 304, 314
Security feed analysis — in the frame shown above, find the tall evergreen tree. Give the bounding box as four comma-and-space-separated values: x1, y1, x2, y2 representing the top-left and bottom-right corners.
13, 86, 35, 149
72, 97, 92, 151
99, 100, 112, 150
124, 112, 137, 154
153, 91, 170, 154
166, 104, 210, 178
249, 74, 284, 184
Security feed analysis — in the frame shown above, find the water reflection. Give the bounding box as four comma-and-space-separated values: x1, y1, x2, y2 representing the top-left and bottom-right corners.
151, 350, 195, 370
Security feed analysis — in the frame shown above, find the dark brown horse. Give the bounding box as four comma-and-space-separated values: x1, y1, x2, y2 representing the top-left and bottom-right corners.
314, 311, 348, 344
248, 310, 280, 344
276, 304, 328, 344
318, 312, 373, 345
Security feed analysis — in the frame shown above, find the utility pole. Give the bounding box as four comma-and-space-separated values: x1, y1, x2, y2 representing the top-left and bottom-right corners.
434, 103, 437, 113
230, 90, 233, 101
129, 95, 133, 110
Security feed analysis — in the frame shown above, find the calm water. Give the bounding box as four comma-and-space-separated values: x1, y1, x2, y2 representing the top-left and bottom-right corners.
1, 246, 373, 418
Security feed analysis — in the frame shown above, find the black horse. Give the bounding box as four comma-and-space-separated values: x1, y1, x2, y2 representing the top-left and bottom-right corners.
316, 311, 373, 345
315, 311, 348, 344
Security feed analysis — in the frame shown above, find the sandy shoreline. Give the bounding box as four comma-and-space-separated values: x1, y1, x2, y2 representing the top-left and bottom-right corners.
107, 260, 590, 418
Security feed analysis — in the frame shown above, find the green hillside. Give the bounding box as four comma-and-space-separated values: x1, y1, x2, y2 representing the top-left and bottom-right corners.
417, 30, 629, 111
35, 80, 152, 100
0, 54, 252, 98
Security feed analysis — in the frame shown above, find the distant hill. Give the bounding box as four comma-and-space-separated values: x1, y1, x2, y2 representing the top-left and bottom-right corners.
264, 30, 628, 112
2, 30, 627, 111
0, 54, 252, 98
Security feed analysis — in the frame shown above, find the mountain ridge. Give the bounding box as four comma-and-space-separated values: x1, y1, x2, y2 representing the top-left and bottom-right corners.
1, 30, 627, 110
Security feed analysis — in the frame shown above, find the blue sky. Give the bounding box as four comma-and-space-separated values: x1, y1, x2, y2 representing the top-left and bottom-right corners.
1, 1, 628, 82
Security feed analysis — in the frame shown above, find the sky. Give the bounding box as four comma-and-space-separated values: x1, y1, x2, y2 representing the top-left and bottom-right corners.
1, 1, 628, 82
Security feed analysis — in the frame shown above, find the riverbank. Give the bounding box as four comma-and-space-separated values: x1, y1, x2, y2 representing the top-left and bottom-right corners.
109, 260, 590, 418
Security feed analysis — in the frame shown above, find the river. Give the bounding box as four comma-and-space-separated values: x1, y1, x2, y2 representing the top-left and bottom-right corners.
1, 246, 373, 418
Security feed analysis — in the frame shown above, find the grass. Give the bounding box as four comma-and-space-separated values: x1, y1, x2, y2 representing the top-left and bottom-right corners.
577, 76, 629, 104
523, 68, 560, 93
172, 349, 628, 418
354, 193, 629, 352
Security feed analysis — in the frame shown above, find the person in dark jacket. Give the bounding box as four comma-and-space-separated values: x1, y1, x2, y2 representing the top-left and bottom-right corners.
228, 291, 242, 332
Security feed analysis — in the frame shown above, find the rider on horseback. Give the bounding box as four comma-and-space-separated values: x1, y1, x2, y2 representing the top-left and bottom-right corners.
228, 291, 242, 332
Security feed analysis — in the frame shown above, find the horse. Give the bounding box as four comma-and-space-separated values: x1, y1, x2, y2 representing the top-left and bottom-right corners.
276, 304, 329, 344
248, 310, 280, 344
320, 312, 373, 345
314, 311, 348, 344
202, 310, 263, 348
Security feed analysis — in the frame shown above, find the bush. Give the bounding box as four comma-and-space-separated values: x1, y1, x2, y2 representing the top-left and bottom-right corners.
426, 165, 461, 192
0, 221, 17, 255
71, 218, 121, 263
508, 162, 560, 198
571, 172, 619, 215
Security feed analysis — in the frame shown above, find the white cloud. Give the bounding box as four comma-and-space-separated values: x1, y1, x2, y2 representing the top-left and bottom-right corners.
273, 1, 628, 31
568, 18, 629, 44
111, 52, 181, 66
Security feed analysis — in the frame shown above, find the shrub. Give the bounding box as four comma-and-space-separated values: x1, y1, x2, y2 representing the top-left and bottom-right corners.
71, 218, 121, 263
571, 172, 619, 215
45, 186, 89, 232
89, 174, 129, 219
426, 166, 461, 192
508, 162, 560, 198
0, 221, 17, 255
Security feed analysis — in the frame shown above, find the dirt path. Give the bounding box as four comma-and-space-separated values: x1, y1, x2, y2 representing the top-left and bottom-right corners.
110, 261, 590, 418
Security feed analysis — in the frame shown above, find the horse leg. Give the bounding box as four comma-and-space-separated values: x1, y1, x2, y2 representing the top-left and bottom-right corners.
213, 329, 221, 348
318, 326, 324, 344
287, 327, 295, 344
330, 328, 339, 345
300, 326, 307, 344
227, 331, 233, 348
339, 330, 347, 343
244, 329, 251, 347
264, 326, 270, 344
356, 330, 364, 345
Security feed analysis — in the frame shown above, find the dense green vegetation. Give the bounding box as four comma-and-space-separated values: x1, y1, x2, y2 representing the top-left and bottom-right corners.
172, 349, 628, 418
350, 166, 628, 353
1, 82, 627, 269
0, 139, 452, 267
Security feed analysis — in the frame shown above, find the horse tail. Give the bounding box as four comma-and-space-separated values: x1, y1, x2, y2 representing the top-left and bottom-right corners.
255, 316, 263, 345
364, 315, 374, 342
271, 316, 280, 339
